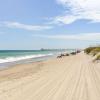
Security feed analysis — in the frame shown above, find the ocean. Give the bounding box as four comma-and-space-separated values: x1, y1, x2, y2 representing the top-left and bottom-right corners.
0, 49, 74, 68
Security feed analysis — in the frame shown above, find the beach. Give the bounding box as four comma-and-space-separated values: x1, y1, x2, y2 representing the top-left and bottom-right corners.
0, 52, 100, 100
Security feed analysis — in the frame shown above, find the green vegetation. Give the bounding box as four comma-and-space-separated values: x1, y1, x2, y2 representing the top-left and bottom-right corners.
84, 46, 100, 61
84, 46, 100, 55
91, 47, 100, 56
95, 54, 100, 60
84, 47, 96, 54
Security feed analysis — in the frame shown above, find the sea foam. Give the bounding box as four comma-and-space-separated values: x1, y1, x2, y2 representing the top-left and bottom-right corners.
0, 54, 53, 64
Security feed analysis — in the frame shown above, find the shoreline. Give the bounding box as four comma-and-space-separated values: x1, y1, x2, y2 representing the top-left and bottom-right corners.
0, 56, 58, 81
0, 50, 80, 77
0, 50, 77, 70
0, 55, 55, 70
0, 52, 100, 100
0, 49, 76, 69
0, 51, 83, 81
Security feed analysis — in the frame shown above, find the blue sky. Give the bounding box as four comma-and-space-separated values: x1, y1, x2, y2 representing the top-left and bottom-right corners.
0, 0, 100, 49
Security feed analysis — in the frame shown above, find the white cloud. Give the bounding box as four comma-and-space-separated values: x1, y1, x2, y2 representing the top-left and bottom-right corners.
53, 0, 100, 24
35, 33, 100, 41
0, 21, 52, 31
53, 15, 79, 24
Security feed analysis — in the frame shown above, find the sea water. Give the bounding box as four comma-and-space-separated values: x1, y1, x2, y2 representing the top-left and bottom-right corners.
0, 49, 74, 68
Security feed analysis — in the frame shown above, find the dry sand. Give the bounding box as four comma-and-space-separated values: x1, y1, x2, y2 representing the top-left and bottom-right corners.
0, 52, 100, 100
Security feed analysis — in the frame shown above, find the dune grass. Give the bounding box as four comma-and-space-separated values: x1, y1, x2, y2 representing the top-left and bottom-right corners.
84, 46, 100, 55
84, 46, 100, 61
95, 54, 100, 60
84, 47, 95, 54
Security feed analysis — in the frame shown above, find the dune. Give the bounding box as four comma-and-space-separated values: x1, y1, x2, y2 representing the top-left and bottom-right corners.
0, 52, 100, 100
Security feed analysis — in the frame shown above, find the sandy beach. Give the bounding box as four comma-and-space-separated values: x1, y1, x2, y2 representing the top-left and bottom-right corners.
0, 52, 100, 100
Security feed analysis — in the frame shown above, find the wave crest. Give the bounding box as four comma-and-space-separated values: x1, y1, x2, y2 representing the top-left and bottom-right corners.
0, 54, 53, 64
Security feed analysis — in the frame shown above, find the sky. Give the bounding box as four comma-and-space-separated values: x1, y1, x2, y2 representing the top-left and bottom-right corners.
0, 0, 100, 50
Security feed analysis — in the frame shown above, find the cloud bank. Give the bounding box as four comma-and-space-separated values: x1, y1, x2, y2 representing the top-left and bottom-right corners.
53, 0, 100, 24
0, 21, 52, 31
35, 33, 100, 41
